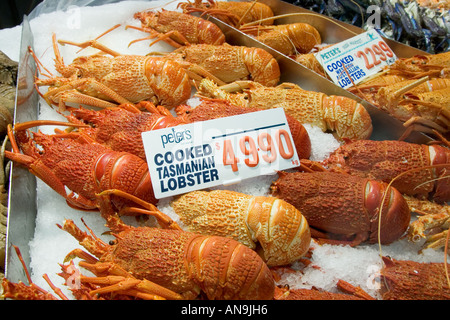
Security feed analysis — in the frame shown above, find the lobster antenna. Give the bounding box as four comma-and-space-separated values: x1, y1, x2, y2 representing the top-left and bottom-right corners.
144, 0, 180, 12
237, 0, 258, 26
74, 23, 122, 54
391, 76, 429, 100
28, 46, 54, 78
97, 189, 183, 230
241, 12, 359, 36
432, 129, 450, 148
445, 228, 450, 287
376, 164, 450, 288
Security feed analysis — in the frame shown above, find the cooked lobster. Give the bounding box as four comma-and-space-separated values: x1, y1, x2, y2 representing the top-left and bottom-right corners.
270, 171, 411, 245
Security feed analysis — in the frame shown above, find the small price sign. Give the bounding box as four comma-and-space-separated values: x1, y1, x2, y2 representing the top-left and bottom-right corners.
142, 108, 299, 198
315, 29, 397, 89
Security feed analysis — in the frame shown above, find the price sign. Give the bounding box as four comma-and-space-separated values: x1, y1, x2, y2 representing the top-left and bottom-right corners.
142, 108, 300, 198
315, 29, 397, 89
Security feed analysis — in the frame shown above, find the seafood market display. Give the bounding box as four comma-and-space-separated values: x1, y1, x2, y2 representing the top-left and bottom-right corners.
2, 0, 449, 301
231, 0, 448, 140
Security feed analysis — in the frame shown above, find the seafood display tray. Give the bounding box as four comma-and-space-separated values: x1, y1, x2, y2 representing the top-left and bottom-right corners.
4, 0, 438, 296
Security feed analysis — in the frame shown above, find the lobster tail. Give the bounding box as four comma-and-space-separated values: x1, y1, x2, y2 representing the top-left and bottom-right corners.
186, 235, 275, 300
246, 196, 311, 266
241, 47, 280, 87
196, 17, 226, 45
171, 189, 311, 266
97, 153, 157, 208
145, 58, 191, 108
322, 96, 373, 140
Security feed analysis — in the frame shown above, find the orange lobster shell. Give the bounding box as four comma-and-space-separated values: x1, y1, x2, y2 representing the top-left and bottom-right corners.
5, 126, 157, 211
133, 9, 226, 47
163, 43, 281, 87
65, 102, 188, 160
178, 0, 275, 27
240, 23, 322, 56
380, 257, 450, 300
57, 194, 275, 300
271, 171, 411, 245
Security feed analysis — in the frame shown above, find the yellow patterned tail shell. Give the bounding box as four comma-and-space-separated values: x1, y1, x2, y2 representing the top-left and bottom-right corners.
171, 190, 311, 266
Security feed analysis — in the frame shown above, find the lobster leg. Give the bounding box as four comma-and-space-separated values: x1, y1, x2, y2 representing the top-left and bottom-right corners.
57, 38, 122, 57
41, 78, 132, 111
60, 218, 185, 300
1, 246, 69, 300
126, 25, 189, 48
98, 189, 182, 230
176, 60, 227, 86
78, 272, 183, 300
399, 116, 449, 140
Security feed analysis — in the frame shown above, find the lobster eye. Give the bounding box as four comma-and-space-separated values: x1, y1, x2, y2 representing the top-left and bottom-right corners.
109, 240, 117, 245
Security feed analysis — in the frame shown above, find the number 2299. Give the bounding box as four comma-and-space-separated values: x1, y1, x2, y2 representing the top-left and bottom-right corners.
356, 40, 394, 70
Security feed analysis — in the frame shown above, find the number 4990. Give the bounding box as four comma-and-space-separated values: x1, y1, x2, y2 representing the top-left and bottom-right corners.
222, 129, 295, 172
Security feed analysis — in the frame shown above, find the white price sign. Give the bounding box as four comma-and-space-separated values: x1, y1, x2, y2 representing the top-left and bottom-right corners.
142, 108, 300, 199
315, 29, 397, 89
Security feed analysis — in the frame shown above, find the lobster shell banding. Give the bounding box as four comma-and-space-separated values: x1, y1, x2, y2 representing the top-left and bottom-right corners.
271, 171, 411, 245
171, 189, 311, 267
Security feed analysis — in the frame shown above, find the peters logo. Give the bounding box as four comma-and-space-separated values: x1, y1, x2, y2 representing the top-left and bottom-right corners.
161, 128, 192, 148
